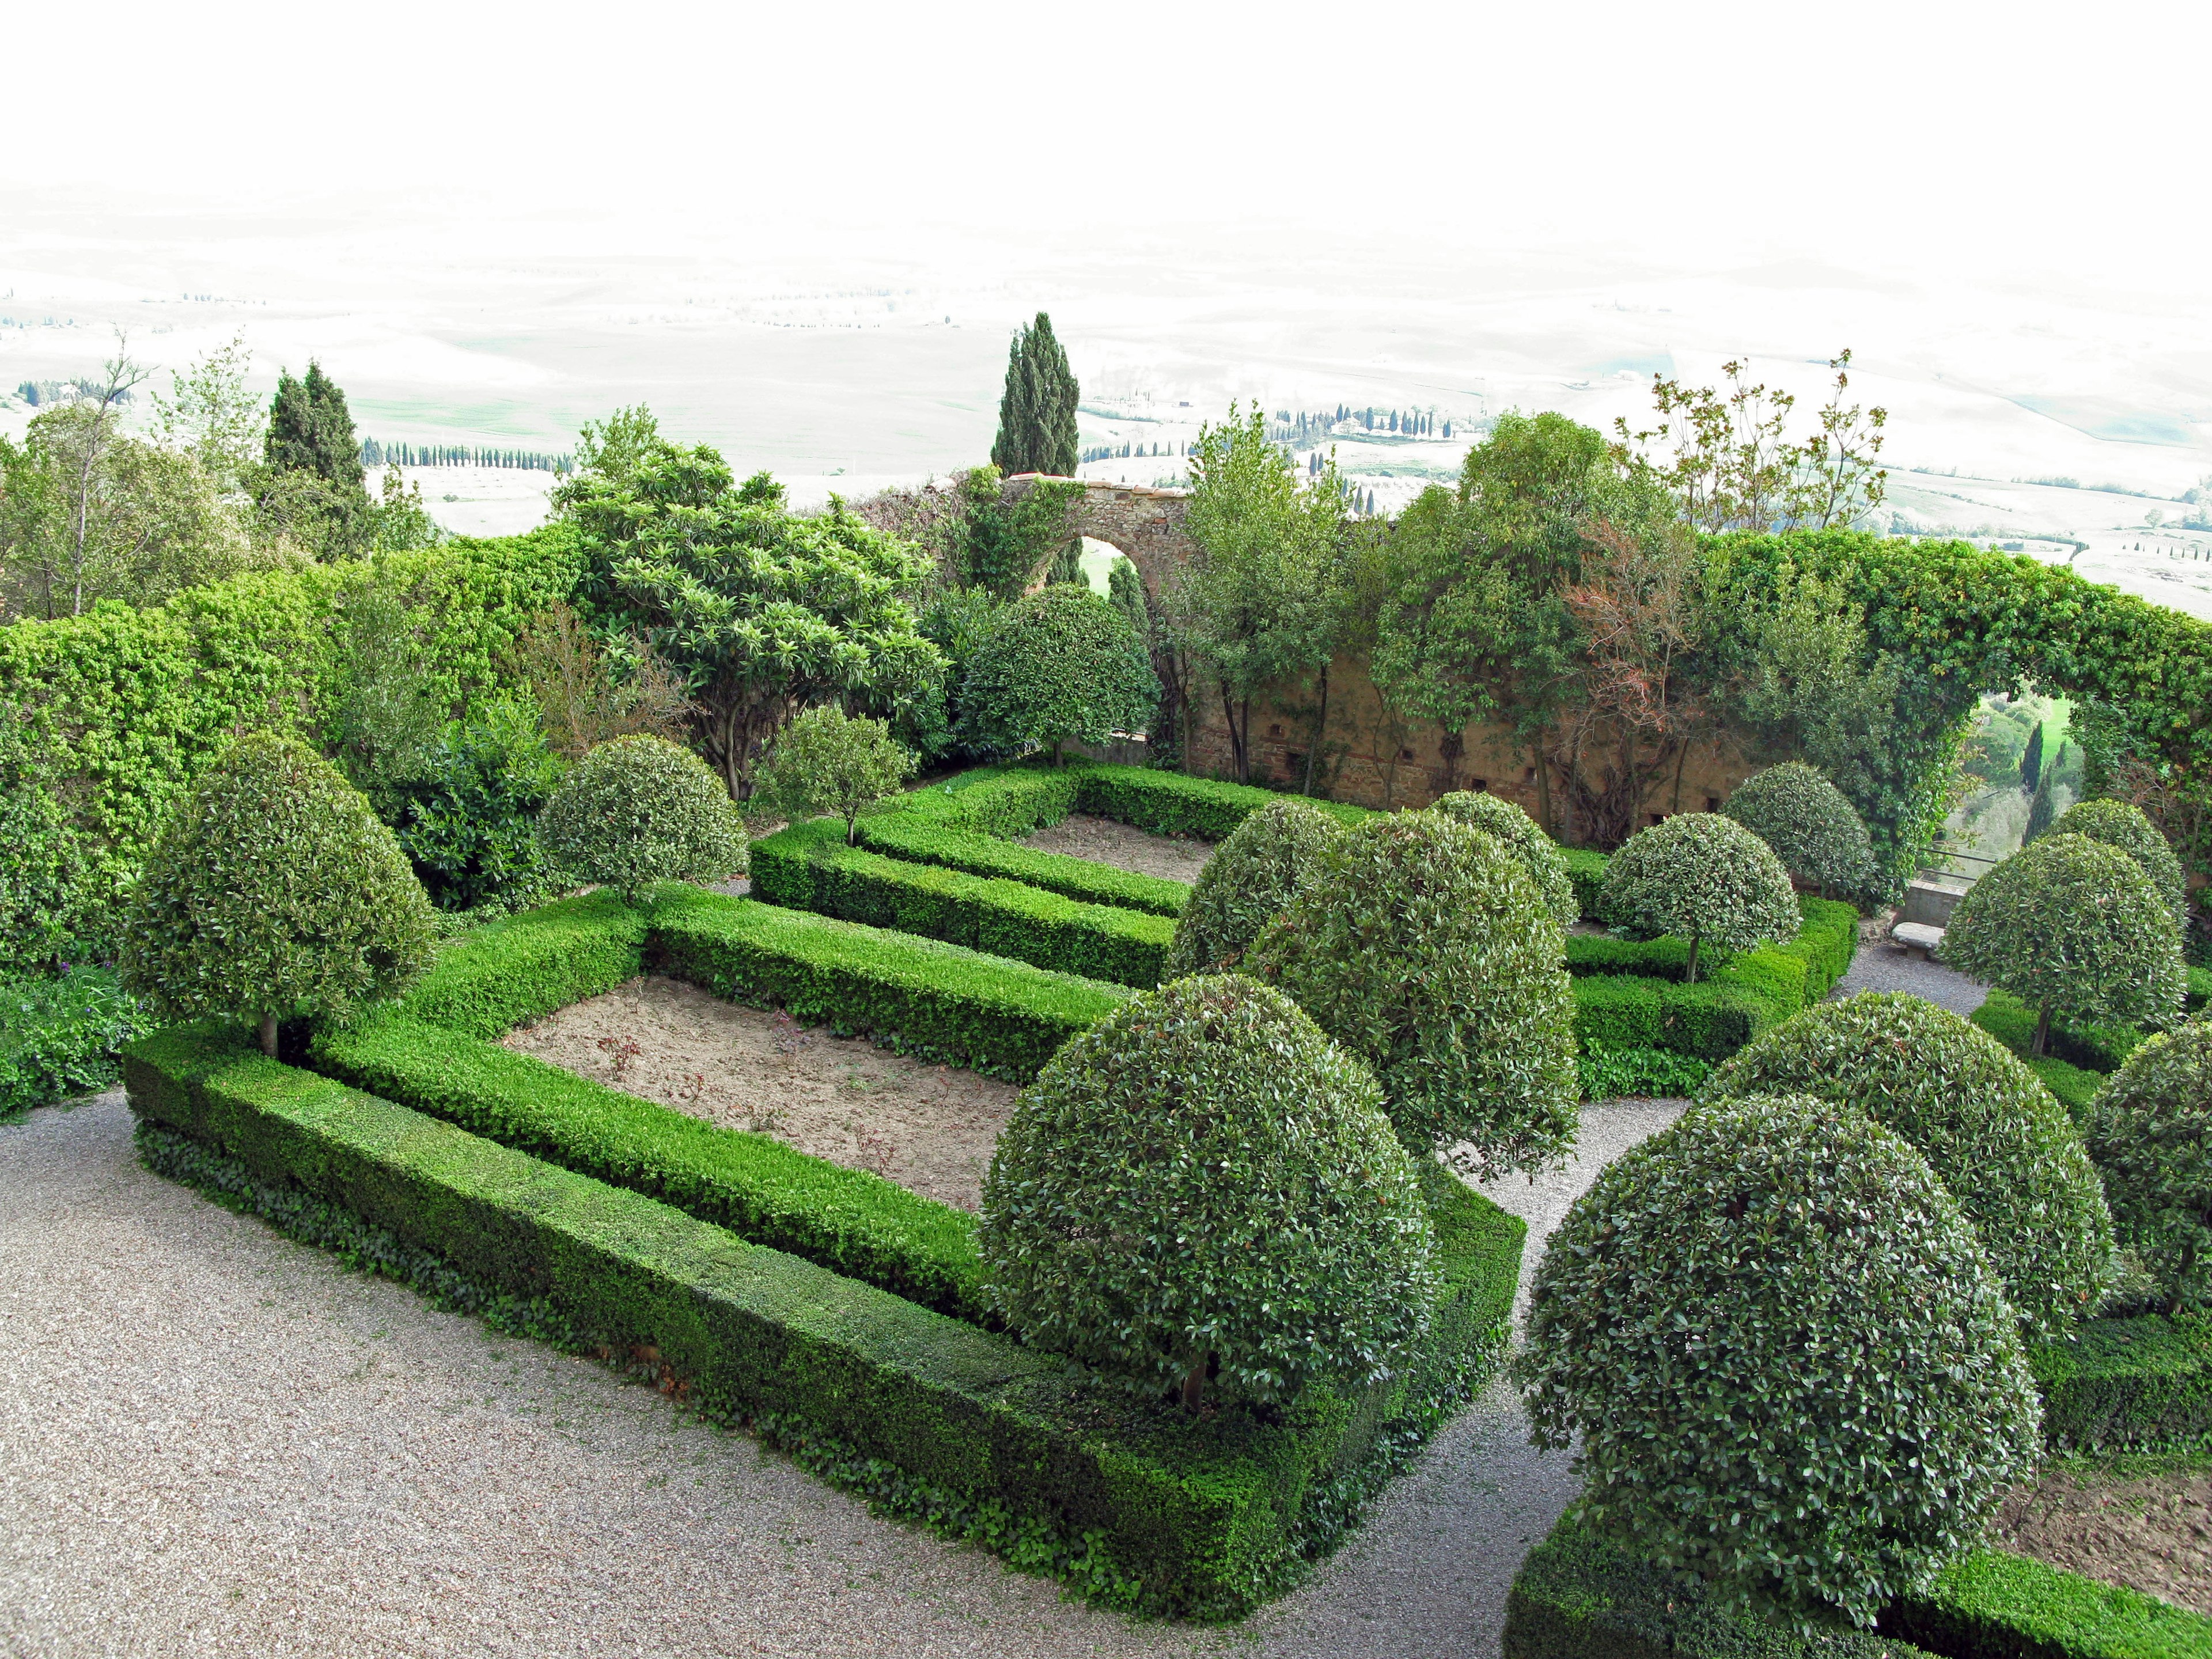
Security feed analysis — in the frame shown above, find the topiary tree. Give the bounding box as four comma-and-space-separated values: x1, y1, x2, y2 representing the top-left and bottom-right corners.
1164, 797, 1343, 978
2050, 797, 2188, 934
978, 974, 1438, 1410
118, 731, 437, 1057
1514, 1093, 2042, 1630
957, 583, 1158, 762
1704, 993, 2115, 1339
1939, 832, 2185, 1056
2084, 1017, 2212, 1315
1601, 812, 1799, 982
1247, 811, 1578, 1179
1721, 762, 1877, 901
747, 704, 915, 844
1429, 790, 1580, 928
538, 734, 747, 903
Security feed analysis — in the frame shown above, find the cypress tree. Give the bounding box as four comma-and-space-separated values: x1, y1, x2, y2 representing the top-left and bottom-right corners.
266, 360, 367, 490
1047, 537, 1086, 586
2019, 722, 2046, 794
990, 312, 1080, 476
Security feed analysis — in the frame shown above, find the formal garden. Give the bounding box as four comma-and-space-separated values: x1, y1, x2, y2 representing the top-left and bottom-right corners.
6, 377, 2212, 1655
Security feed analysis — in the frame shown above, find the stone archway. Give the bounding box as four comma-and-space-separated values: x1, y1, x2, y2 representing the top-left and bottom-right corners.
998, 474, 1197, 599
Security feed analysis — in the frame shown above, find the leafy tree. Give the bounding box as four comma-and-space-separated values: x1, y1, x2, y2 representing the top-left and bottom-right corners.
151, 331, 264, 495
988, 312, 1079, 478
380, 700, 566, 913
117, 732, 437, 1056
509, 600, 694, 762
1602, 812, 1798, 982
1721, 762, 1877, 900
1165, 796, 1343, 977
1044, 535, 1085, 586
959, 584, 1157, 762
1428, 790, 1581, 927
538, 735, 748, 903
255, 360, 372, 556
2019, 721, 2047, 794
1107, 554, 1148, 642
2085, 1017, 2212, 1315
749, 703, 915, 843
2051, 797, 2187, 933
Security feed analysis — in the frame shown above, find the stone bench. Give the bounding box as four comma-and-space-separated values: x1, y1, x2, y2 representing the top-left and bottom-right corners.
1891, 922, 1946, 959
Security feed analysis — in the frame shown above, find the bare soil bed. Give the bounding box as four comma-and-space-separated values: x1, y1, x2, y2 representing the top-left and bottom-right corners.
1993, 1463, 2212, 1615
1020, 813, 1215, 883
502, 975, 1019, 1211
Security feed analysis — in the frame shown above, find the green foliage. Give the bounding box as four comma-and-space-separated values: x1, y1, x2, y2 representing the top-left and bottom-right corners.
979, 975, 1438, 1406
988, 313, 1079, 479
2085, 1018, 2212, 1315
1165, 797, 1343, 976
392, 889, 648, 1039
1429, 790, 1581, 927
1575, 1041, 1714, 1101
1887, 1541, 2212, 1659
1249, 811, 1578, 1178
1969, 986, 2146, 1075
1602, 813, 1800, 979
2021, 721, 2047, 794
958, 584, 1158, 760
1721, 762, 1877, 899
1570, 972, 1775, 1059
896, 582, 1004, 762
2031, 1312, 2212, 1455
1705, 993, 2116, 1339
956, 470, 1088, 599
0, 965, 140, 1118
857, 813, 1189, 916
2050, 796, 2190, 933
537, 734, 746, 903
1560, 846, 1609, 919
118, 732, 436, 1049
1940, 833, 2186, 1050
380, 700, 566, 912
748, 703, 915, 843
256, 359, 372, 555
1514, 1093, 2043, 1630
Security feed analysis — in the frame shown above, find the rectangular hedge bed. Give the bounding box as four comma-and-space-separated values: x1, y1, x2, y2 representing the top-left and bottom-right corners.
127, 884, 1528, 1619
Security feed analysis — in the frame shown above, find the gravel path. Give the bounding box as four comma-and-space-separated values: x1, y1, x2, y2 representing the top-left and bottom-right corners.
1, 1093, 1675, 1659
1827, 937, 1988, 1016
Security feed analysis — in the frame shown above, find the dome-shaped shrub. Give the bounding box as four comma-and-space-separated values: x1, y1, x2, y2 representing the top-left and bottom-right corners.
1429, 790, 1580, 928
1705, 992, 2115, 1339
2084, 1016, 2212, 1314
2050, 798, 2188, 934
1939, 832, 2185, 1055
119, 732, 436, 1055
957, 583, 1159, 761
1601, 812, 1799, 981
978, 974, 1438, 1407
539, 734, 748, 902
1721, 762, 1877, 900
1165, 797, 1343, 978
1247, 811, 1577, 1178
1514, 1093, 2041, 1629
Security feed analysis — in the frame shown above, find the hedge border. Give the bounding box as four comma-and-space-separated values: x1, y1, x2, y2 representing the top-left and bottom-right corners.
2031, 1314, 2212, 1456
856, 814, 1192, 918
1972, 989, 2148, 1078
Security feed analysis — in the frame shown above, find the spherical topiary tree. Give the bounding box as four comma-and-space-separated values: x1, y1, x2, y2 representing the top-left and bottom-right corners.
2084, 1017, 2212, 1315
957, 584, 1159, 762
1601, 812, 1800, 982
118, 731, 437, 1057
1247, 811, 1578, 1179
747, 704, 915, 844
1721, 762, 1877, 902
1165, 797, 1343, 978
1704, 993, 2115, 1339
538, 734, 748, 903
2050, 797, 2189, 935
1939, 832, 2186, 1056
978, 974, 1438, 1410
1429, 790, 1580, 929
1513, 1093, 2042, 1630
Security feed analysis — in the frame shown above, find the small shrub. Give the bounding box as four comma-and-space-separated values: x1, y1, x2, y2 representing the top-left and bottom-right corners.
1, 965, 140, 1118
1705, 992, 2116, 1339
1721, 762, 1876, 900
749, 704, 916, 843
1248, 811, 1578, 1179
1429, 790, 1580, 929
1601, 812, 1799, 982
382, 699, 566, 912
2050, 797, 2189, 934
1164, 797, 1342, 977
957, 584, 1158, 761
2084, 1017, 2212, 1314
978, 974, 1438, 1407
1939, 832, 2185, 1054
118, 732, 437, 1055
537, 735, 747, 903
1514, 1093, 2041, 1630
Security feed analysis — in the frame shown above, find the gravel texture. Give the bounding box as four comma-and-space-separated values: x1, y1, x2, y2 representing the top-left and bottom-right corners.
1825, 937, 1988, 1016
1017, 816, 1215, 884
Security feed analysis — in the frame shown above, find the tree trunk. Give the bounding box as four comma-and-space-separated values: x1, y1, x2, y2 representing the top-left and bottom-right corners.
1219, 682, 1247, 783
2033, 1004, 2052, 1058
1684, 932, 1701, 985
1670, 734, 1693, 815
1437, 729, 1464, 799
1533, 728, 1555, 838
1180, 1357, 1207, 1411
1302, 664, 1330, 797
259, 1012, 279, 1058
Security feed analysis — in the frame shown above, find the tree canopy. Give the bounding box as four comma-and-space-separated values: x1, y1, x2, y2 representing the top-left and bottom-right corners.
989, 313, 1079, 479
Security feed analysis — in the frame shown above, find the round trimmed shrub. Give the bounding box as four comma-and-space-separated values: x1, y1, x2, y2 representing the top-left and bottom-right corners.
748, 704, 915, 844
118, 731, 436, 1056
1601, 812, 1799, 980
978, 974, 1438, 1407
1247, 811, 1578, 1179
538, 734, 747, 903
1165, 797, 1343, 978
1704, 992, 2115, 1339
2084, 1016, 2212, 1314
1513, 1093, 2041, 1629
1721, 762, 1876, 900
957, 584, 1159, 761
1939, 832, 2185, 1054
2050, 798, 2188, 934
1429, 790, 1580, 928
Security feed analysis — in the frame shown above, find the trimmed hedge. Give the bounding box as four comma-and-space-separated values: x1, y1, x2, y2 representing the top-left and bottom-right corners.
856, 813, 1190, 917
897, 760, 1370, 844
125, 1022, 1523, 1619
1972, 988, 2147, 1077
1887, 1546, 2212, 1659
2029, 1313, 2212, 1455
396, 888, 651, 1039
1562, 847, 1610, 921
752, 817, 1175, 988
1571, 973, 1776, 1060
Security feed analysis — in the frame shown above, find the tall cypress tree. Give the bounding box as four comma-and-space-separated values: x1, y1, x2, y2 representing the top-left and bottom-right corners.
266, 360, 368, 489
990, 312, 1080, 476
2018, 721, 2046, 794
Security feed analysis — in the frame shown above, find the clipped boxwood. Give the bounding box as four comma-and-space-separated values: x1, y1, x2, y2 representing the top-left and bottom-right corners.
1705, 993, 2116, 1340
1514, 1093, 2043, 1630
1429, 790, 1580, 929
2084, 1017, 2212, 1315
857, 813, 1190, 917
1722, 761, 1877, 900
1249, 812, 1577, 1179
539, 734, 747, 902
1165, 797, 1342, 978
1601, 813, 1800, 982
2031, 1310, 2212, 1453
2051, 797, 2190, 934
1560, 846, 1609, 922
979, 975, 1438, 1407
